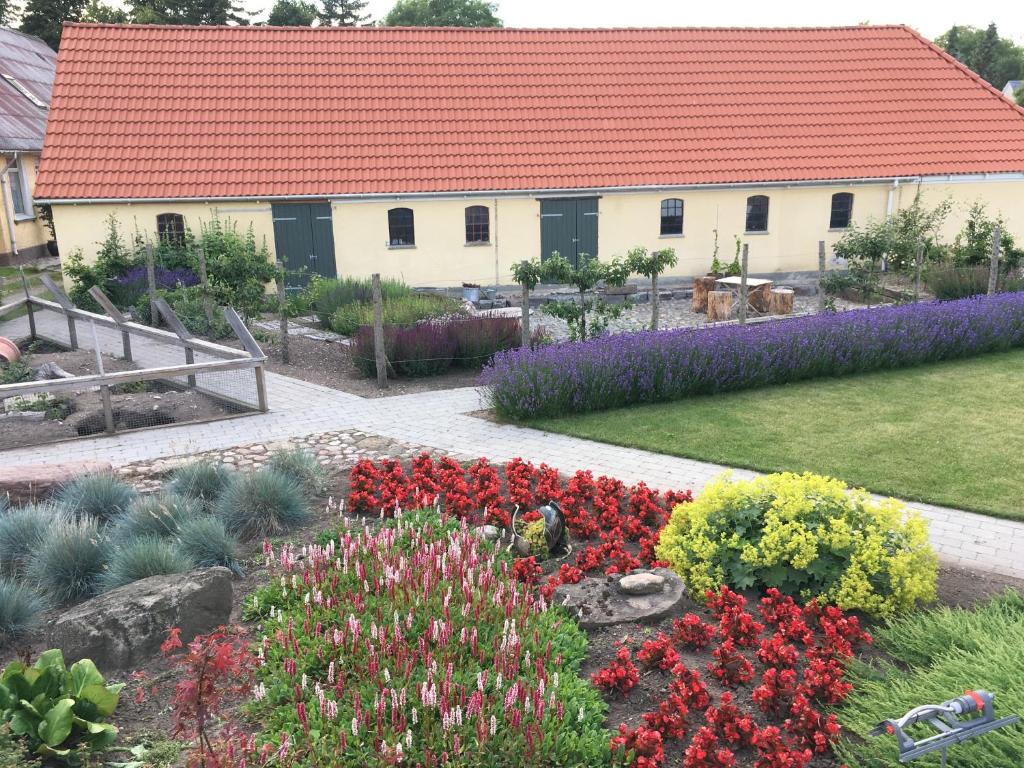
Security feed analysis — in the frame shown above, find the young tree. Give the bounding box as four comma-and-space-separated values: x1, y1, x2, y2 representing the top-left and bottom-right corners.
81, 0, 128, 21
972, 23, 1000, 84
384, 0, 500, 27
0, 0, 21, 26
626, 247, 678, 330
317, 0, 368, 26
540, 253, 631, 341
19, 0, 85, 49
511, 258, 543, 347
266, 0, 316, 25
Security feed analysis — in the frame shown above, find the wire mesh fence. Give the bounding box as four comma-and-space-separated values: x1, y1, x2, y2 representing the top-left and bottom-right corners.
0, 288, 266, 452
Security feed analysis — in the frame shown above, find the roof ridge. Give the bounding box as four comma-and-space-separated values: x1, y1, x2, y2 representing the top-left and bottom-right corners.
63, 22, 915, 33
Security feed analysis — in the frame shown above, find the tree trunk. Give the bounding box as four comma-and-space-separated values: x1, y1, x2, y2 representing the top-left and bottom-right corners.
769, 288, 795, 315
521, 284, 531, 347
579, 288, 587, 340
692, 276, 717, 313
650, 272, 659, 330
707, 291, 733, 322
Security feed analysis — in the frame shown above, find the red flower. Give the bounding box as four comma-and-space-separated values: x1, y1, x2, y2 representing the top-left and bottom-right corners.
637, 633, 681, 671
612, 723, 665, 768
592, 646, 640, 696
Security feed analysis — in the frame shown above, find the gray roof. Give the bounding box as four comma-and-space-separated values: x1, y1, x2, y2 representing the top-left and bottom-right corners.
0, 27, 56, 151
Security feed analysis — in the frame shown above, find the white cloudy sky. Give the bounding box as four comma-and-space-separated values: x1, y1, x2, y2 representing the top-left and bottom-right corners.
243, 0, 1024, 43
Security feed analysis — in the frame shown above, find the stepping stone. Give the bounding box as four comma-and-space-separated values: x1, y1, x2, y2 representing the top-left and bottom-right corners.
552, 567, 688, 628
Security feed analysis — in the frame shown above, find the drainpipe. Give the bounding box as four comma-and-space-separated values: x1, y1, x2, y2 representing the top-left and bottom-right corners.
493, 197, 500, 295
882, 178, 900, 271
0, 153, 18, 259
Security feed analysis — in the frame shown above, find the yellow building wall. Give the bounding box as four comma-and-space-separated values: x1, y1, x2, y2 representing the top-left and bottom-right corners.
50, 177, 1024, 287
1, 153, 51, 258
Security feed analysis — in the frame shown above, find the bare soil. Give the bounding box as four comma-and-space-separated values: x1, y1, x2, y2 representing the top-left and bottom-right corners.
0, 343, 243, 451
259, 334, 482, 397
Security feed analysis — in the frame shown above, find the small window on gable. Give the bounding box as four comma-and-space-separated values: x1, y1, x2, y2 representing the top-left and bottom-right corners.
829, 193, 854, 229
156, 213, 186, 247
465, 205, 489, 243
660, 198, 684, 236
745, 195, 769, 233
388, 207, 415, 246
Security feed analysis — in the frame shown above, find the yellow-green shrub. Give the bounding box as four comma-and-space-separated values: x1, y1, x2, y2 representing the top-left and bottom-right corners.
523, 519, 548, 557
655, 472, 937, 617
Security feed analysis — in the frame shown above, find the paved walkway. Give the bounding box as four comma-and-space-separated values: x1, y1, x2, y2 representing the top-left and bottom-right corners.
2, 311, 1022, 581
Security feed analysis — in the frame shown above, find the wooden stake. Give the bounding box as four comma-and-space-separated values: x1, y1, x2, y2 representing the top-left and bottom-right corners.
650, 270, 660, 331
738, 243, 749, 324
372, 273, 388, 389
196, 246, 215, 325
988, 225, 1001, 295
19, 267, 35, 340
276, 261, 289, 365
145, 243, 158, 325
913, 242, 924, 302
817, 241, 826, 312
521, 283, 531, 347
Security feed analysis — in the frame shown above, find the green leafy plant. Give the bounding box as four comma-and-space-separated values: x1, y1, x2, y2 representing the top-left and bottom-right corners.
329, 293, 462, 335
0, 650, 122, 761
216, 469, 311, 540
56, 474, 136, 524
166, 461, 236, 513
109, 494, 201, 545
710, 227, 724, 274
522, 519, 548, 557
0, 724, 40, 767
725, 236, 743, 276
0, 503, 60, 576
0, 578, 46, 643
174, 517, 242, 576
305, 275, 411, 328
266, 447, 327, 500
198, 216, 277, 321
951, 202, 1024, 270
626, 246, 678, 330
657, 472, 938, 617
100, 537, 194, 591
27, 516, 109, 604
63, 215, 139, 311
540, 252, 632, 340
9, 394, 74, 421
0, 358, 32, 385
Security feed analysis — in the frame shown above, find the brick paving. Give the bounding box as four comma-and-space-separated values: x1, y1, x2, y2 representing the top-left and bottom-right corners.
2, 311, 1022, 580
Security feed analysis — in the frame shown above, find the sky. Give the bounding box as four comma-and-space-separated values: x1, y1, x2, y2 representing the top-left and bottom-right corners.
246, 0, 1024, 43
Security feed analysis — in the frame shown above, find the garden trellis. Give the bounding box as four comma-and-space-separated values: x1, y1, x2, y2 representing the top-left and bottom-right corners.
0, 271, 268, 448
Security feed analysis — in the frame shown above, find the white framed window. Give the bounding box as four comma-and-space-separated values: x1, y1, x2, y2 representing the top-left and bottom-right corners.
6, 158, 33, 219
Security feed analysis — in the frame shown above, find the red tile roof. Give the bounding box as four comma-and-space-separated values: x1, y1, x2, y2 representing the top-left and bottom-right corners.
35, 24, 1024, 201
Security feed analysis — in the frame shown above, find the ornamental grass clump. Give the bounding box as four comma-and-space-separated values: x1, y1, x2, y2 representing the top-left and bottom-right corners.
266, 447, 327, 500
28, 516, 109, 604
243, 512, 612, 765
56, 473, 136, 523
482, 292, 1024, 419
216, 468, 310, 540
100, 537, 194, 591
656, 472, 937, 617
166, 460, 236, 512
0, 503, 60, 576
175, 516, 242, 576
109, 493, 201, 545
0, 578, 46, 642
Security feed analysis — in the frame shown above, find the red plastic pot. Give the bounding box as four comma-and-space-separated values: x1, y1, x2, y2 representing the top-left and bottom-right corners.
0, 336, 20, 364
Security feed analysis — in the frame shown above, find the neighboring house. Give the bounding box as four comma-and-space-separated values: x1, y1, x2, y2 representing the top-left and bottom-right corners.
35, 24, 1024, 287
1003, 80, 1022, 100
0, 28, 57, 266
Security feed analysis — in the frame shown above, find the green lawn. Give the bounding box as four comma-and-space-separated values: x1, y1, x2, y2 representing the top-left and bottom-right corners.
528, 350, 1024, 520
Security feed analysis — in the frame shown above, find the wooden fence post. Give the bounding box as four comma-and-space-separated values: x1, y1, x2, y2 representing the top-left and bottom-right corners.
87, 285, 132, 362
19, 268, 36, 340
372, 273, 388, 389
913, 242, 924, 302
817, 241, 826, 312
38, 274, 77, 349
196, 246, 215, 325
738, 243, 749, 324
276, 261, 289, 365
520, 283, 531, 348
145, 243, 159, 326
89, 321, 115, 434
988, 225, 1001, 295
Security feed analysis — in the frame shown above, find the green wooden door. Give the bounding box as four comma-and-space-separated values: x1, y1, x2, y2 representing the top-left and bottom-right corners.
539, 198, 598, 267
272, 203, 337, 290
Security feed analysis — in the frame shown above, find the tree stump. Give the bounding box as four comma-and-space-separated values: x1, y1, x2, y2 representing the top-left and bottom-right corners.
769, 288, 795, 315
707, 291, 733, 322
692, 276, 718, 313
749, 281, 774, 313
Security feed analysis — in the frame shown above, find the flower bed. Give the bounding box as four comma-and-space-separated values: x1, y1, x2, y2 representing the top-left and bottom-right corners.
244, 511, 614, 765
481, 293, 1024, 419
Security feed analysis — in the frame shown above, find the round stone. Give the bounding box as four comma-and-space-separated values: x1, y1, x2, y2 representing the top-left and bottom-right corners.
617, 572, 666, 596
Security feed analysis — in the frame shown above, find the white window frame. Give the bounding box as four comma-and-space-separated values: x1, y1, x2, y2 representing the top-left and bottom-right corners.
6, 157, 34, 220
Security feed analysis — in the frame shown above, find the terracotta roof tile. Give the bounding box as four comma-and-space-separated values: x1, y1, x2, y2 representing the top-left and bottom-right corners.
35, 24, 1024, 200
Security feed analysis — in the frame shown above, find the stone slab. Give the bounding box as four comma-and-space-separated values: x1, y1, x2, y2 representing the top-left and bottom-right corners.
0, 460, 113, 505
552, 567, 688, 628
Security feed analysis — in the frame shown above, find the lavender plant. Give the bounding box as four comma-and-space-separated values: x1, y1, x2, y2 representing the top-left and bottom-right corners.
482, 293, 1024, 419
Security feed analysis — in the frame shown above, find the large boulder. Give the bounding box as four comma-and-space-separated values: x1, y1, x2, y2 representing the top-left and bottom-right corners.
552, 567, 688, 628
50, 567, 233, 671
0, 460, 112, 505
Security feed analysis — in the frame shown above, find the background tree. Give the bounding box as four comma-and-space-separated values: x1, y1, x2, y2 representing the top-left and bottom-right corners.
539, 253, 631, 340
267, 0, 316, 25
0, 0, 20, 26
1016, 86, 1024, 107
936, 23, 1024, 87
128, 0, 251, 25
19, 0, 85, 49
317, 0, 367, 26
384, 0, 500, 27
81, 0, 128, 22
